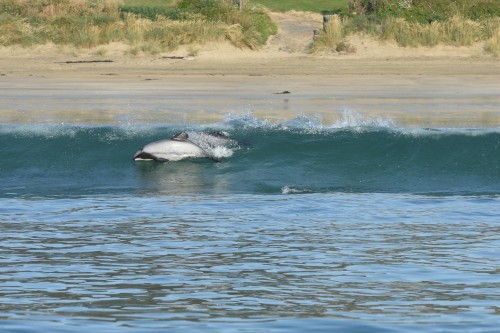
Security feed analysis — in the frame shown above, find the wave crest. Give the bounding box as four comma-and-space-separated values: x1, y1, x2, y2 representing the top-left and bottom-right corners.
331, 110, 395, 129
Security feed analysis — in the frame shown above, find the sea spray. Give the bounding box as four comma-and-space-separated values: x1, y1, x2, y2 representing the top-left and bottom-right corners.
330, 109, 396, 129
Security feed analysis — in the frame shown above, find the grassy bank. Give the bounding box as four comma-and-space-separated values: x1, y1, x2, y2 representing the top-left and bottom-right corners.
1, 0, 499, 56
312, 1, 500, 56
0, 0, 276, 52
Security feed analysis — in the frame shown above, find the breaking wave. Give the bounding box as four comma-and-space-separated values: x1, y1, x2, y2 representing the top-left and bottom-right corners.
2, 112, 500, 197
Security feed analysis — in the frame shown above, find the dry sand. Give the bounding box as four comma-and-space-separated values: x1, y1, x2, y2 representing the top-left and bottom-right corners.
0, 11, 499, 126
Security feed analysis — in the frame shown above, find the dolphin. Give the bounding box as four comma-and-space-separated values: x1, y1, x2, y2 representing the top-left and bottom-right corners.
133, 132, 211, 162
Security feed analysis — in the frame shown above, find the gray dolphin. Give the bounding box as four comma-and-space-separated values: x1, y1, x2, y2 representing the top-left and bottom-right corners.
133, 132, 210, 162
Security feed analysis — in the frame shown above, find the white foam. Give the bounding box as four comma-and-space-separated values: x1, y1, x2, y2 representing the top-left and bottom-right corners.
209, 146, 234, 159
330, 110, 395, 129
186, 131, 238, 160
281, 186, 309, 194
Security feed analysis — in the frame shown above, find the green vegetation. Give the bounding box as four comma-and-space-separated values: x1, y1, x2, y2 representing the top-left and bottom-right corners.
121, 0, 348, 14
349, 0, 500, 23
124, 0, 175, 6
311, 0, 500, 56
248, 0, 349, 14
379, 15, 500, 47
0, 0, 276, 51
0, 0, 124, 47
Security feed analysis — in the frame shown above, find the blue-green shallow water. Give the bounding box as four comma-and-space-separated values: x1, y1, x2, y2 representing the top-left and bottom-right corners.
1, 116, 500, 332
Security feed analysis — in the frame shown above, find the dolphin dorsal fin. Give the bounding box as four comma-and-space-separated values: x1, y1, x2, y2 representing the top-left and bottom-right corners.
172, 132, 189, 141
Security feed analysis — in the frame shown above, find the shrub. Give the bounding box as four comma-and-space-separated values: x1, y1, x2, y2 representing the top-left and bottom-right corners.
176, 0, 237, 22
310, 15, 354, 53
485, 28, 500, 56
349, 0, 500, 23
175, 0, 276, 48
378, 15, 498, 48
120, 6, 179, 21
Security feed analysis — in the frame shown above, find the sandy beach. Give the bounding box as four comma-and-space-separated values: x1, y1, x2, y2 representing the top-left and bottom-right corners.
1, 11, 499, 127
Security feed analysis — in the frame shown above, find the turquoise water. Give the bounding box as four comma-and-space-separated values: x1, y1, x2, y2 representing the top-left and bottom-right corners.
1, 115, 499, 332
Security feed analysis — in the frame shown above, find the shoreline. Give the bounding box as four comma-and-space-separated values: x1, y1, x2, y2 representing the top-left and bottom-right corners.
1, 71, 499, 127
1, 12, 499, 127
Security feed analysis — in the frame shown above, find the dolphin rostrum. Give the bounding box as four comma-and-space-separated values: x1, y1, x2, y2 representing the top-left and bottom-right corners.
133, 132, 211, 162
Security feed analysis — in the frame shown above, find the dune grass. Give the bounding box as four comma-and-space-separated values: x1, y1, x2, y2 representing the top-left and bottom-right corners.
1, 0, 499, 56
0, 0, 124, 47
314, 0, 499, 55
379, 15, 490, 47
310, 15, 355, 53
0, 0, 276, 52
349, 0, 500, 23
484, 28, 500, 56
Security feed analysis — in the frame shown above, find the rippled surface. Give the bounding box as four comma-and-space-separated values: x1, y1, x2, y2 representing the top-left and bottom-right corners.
1, 193, 499, 333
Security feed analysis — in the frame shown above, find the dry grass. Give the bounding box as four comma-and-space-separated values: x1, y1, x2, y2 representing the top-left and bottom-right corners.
2, 1, 499, 55
383, 15, 500, 48
310, 13, 500, 55
380, 15, 487, 47
0, 0, 273, 52
310, 15, 355, 53
444, 16, 483, 46
484, 28, 500, 56
5, 0, 123, 19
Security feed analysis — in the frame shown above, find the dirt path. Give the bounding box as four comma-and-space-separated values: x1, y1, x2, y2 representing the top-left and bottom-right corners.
266, 11, 323, 53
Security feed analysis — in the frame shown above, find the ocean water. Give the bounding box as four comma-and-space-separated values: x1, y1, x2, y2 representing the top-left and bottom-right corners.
1, 114, 499, 333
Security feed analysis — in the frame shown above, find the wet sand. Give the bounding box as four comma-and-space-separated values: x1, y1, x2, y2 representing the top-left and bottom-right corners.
1, 58, 499, 127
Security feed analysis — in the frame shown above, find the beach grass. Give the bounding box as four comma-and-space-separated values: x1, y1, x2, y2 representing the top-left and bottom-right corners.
311, 13, 500, 53
1, 0, 499, 55
484, 27, 500, 56
310, 15, 355, 53
349, 0, 500, 23
310, 0, 500, 53
338, 0, 500, 53
379, 15, 487, 47
0, 0, 276, 51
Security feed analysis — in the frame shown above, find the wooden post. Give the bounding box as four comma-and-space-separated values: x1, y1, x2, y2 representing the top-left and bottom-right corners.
239, 0, 245, 11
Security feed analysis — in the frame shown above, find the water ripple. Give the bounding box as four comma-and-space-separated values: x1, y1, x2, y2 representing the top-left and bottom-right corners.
1, 193, 499, 332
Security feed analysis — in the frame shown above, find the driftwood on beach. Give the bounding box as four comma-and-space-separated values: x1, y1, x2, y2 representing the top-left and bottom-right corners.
58, 60, 114, 64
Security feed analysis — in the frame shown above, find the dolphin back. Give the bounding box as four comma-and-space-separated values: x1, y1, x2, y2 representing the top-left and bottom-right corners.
133, 131, 236, 162
135, 139, 207, 162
